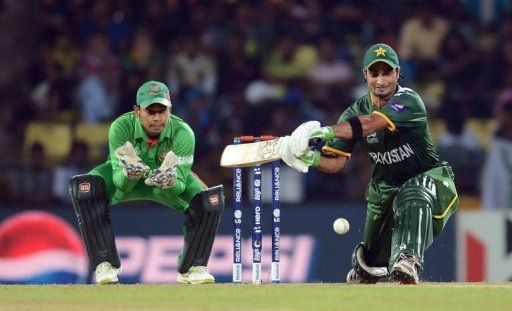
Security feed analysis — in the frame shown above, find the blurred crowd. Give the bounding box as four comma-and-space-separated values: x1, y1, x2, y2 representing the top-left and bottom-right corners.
0, 0, 512, 208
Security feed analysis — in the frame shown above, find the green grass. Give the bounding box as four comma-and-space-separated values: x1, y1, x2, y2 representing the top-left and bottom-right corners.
1, 283, 511, 311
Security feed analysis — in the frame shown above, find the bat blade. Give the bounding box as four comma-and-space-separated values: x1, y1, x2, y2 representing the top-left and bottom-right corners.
220, 138, 282, 167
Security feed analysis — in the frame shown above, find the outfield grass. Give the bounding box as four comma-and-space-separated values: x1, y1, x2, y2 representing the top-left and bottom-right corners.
1, 283, 511, 311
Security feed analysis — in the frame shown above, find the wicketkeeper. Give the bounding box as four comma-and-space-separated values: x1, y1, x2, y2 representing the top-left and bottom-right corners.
280, 44, 459, 284
69, 81, 225, 284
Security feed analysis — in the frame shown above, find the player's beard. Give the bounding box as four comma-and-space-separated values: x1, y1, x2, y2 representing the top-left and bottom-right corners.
373, 83, 397, 101
146, 123, 165, 138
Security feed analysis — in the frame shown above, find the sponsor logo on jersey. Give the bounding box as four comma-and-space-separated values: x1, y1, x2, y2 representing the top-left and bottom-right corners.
366, 132, 379, 144
177, 155, 194, 165
389, 103, 405, 113
368, 143, 415, 164
158, 150, 193, 165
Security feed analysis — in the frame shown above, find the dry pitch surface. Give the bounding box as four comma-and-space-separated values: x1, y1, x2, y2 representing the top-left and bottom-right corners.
1, 283, 511, 311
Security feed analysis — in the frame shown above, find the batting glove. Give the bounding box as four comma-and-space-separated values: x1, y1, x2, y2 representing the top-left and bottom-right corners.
310, 126, 335, 142
114, 142, 150, 180
298, 149, 321, 168
289, 121, 324, 157
279, 136, 309, 173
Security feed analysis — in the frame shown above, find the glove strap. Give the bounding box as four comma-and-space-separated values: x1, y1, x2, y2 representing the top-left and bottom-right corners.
320, 126, 335, 141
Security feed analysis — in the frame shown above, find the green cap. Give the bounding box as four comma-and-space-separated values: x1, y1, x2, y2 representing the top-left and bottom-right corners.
136, 81, 172, 108
363, 44, 400, 70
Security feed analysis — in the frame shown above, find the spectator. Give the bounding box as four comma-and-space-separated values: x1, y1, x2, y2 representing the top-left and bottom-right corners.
75, 32, 121, 123
217, 32, 260, 95
307, 37, 353, 100
487, 37, 512, 91
437, 111, 483, 194
53, 141, 91, 204
462, 0, 511, 27
481, 101, 512, 210
124, 28, 165, 80
264, 35, 317, 83
398, 4, 450, 83
166, 36, 217, 99
8, 143, 56, 206
439, 28, 483, 117
494, 72, 512, 122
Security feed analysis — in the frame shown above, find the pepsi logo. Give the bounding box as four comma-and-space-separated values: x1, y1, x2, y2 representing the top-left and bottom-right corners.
79, 182, 90, 193
209, 194, 219, 206
0, 211, 88, 284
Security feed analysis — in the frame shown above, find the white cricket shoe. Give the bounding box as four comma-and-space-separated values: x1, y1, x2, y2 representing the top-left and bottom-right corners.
95, 261, 121, 285
390, 254, 420, 285
177, 266, 215, 284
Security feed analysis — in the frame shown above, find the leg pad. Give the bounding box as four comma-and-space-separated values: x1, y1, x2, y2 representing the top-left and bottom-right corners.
70, 174, 120, 270
390, 174, 435, 269
178, 185, 225, 273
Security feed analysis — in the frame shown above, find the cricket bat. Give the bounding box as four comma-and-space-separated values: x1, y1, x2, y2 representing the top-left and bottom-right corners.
220, 137, 322, 167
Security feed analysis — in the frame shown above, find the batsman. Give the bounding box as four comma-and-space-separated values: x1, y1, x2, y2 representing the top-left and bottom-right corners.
69, 81, 225, 285
280, 44, 459, 284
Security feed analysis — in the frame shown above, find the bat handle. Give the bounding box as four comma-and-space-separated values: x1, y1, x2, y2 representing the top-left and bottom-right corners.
308, 137, 323, 146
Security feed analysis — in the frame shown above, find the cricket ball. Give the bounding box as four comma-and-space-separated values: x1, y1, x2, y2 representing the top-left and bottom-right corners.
333, 218, 350, 235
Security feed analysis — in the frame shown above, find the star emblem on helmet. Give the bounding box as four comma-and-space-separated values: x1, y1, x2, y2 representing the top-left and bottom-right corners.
374, 46, 387, 56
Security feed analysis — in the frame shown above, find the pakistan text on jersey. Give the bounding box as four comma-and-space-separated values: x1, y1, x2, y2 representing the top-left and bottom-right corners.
368, 143, 414, 165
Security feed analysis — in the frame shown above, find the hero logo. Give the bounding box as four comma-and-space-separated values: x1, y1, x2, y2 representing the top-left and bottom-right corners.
79, 183, 90, 193
209, 194, 219, 206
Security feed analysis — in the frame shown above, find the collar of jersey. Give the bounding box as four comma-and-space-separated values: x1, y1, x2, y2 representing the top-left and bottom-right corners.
133, 115, 172, 142
368, 92, 380, 111
368, 85, 401, 111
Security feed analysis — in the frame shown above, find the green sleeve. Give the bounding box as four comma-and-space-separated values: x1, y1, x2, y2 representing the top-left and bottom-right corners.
164, 124, 196, 197
325, 104, 358, 156
377, 87, 427, 128
108, 118, 139, 192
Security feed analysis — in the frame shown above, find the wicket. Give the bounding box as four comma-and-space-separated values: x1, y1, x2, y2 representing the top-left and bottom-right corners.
232, 136, 280, 284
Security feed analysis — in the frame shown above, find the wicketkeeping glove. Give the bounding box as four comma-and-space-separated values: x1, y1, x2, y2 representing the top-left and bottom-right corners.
144, 151, 179, 189
114, 142, 150, 180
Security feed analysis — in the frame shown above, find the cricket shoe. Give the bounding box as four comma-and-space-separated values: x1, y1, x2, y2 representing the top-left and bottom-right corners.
95, 261, 121, 285
390, 254, 420, 285
346, 268, 388, 284
177, 266, 215, 284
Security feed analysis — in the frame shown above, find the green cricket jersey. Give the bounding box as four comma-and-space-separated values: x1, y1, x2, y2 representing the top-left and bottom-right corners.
326, 85, 441, 186
90, 112, 204, 211
325, 85, 458, 229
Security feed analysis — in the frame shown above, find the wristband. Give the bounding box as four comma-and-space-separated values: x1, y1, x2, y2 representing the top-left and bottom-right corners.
347, 117, 362, 143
